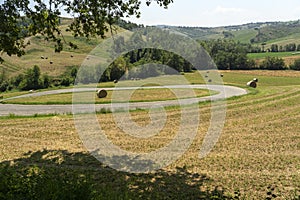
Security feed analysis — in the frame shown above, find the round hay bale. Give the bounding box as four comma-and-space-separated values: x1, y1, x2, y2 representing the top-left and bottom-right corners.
247, 81, 257, 88
50, 61, 53, 64
220, 74, 224, 77
253, 78, 258, 82
97, 89, 108, 98
208, 79, 212, 83
114, 79, 118, 83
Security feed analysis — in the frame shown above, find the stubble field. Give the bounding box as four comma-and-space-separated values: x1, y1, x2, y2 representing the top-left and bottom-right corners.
0, 70, 299, 199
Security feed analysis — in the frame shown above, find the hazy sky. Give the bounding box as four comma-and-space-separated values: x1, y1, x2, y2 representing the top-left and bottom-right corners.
128, 0, 300, 27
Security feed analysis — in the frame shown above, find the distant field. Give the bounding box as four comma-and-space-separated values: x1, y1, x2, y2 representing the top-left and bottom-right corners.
232, 29, 258, 43
264, 32, 300, 48
247, 51, 300, 59
248, 52, 300, 65
1, 71, 300, 199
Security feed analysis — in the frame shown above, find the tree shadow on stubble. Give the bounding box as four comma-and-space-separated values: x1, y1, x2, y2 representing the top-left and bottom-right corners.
0, 149, 230, 199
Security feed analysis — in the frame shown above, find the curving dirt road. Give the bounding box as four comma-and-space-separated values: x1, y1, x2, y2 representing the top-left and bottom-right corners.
0, 85, 247, 116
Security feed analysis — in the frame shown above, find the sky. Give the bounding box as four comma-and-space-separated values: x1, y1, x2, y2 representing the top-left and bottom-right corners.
128, 0, 300, 27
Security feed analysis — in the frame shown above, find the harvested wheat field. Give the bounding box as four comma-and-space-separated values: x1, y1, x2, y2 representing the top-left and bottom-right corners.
0, 71, 300, 199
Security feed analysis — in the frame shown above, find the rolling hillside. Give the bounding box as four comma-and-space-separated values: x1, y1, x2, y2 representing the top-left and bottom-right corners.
0, 18, 124, 78
2, 18, 300, 79
164, 19, 300, 45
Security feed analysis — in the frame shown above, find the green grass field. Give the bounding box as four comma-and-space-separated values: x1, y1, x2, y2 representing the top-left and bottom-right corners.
247, 51, 300, 59
247, 52, 300, 65
1, 70, 300, 199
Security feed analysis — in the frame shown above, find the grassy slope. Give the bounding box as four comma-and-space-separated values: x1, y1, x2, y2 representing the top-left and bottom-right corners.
264, 32, 300, 48
0, 19, 123, 78
232, 29, 258, 43
1, 71, 300, 199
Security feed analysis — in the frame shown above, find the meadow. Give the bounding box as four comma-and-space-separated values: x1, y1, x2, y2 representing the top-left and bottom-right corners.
1, 70, 300, 199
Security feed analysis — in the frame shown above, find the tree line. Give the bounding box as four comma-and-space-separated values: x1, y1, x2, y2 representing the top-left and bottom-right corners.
251, 43, 300, 53
199, 39, 300, 70
0, 65, 78, 92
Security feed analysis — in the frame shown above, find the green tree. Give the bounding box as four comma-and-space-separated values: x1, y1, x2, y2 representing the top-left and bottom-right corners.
71, 67, 78, 79
0, 69, 6, 84
285, 43, 297, 51
260, 57, 286, 70
10, 74, 24, 88
0, 81, 9, 92
290, 58, 300, 70
0, 0, 173, 62
19, 65, 42, 90
270, 44, 278, 52
201, 39, 255, 70
42, 74, 51, 88
109, 57, 127, 81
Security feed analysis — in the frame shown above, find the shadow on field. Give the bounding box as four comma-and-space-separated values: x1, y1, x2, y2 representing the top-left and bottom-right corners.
0, 149, 231, 199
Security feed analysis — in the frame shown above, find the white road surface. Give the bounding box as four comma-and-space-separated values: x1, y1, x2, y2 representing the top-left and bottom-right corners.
0, 85, 247, 116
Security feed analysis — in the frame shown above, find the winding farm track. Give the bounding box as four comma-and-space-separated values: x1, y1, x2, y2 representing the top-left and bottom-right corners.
0, 85, 247, 116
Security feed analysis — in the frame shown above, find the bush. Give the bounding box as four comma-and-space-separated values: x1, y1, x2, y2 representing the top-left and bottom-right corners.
290, 59, 300, 70
259, 57, 287, 70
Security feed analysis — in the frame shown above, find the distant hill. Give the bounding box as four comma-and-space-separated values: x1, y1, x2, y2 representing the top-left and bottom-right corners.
161, 20, 300, 45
